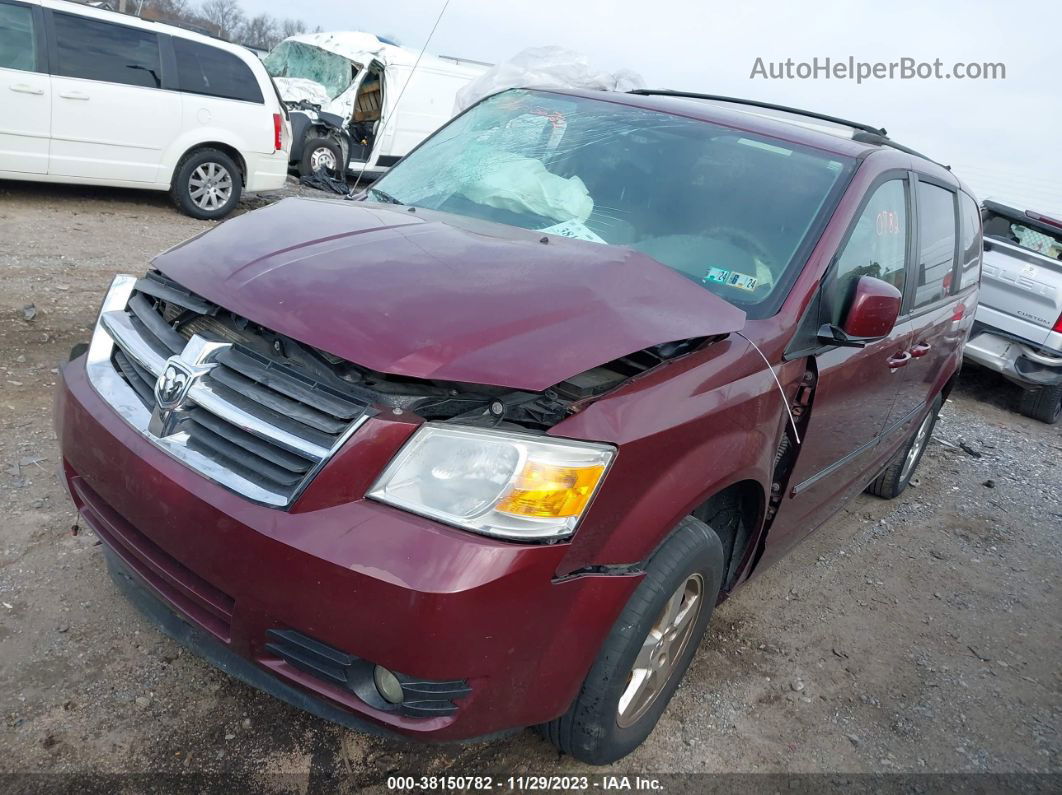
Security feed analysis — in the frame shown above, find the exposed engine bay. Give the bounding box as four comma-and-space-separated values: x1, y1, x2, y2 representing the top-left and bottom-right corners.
142, 270, 712, 431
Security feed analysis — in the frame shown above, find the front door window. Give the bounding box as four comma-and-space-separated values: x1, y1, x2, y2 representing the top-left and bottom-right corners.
826, 179, 908, 324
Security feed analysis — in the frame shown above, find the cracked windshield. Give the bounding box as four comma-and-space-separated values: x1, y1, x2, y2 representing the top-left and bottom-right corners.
373, 89, 853, 314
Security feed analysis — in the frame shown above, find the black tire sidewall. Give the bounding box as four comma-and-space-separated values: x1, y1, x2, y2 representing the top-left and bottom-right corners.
869, 394, 942, 499
560, 517, 724, 764
172, 149, 242, 220
1020, 384, 1062, 424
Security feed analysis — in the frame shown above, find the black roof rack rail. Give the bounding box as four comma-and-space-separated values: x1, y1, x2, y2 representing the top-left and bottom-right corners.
627, 89, 888, 136
849, 131, 947, 169
626, 89, 949, 169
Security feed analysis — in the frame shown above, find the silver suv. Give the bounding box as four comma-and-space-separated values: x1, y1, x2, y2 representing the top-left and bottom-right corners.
964, 199, 1062, 423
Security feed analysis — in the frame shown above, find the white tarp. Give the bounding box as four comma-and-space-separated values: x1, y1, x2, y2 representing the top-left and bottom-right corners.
454, 46, 645, 114
273, 77, 333, 108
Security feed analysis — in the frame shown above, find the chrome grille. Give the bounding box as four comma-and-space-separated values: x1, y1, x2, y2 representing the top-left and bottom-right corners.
86, 274, 370, 507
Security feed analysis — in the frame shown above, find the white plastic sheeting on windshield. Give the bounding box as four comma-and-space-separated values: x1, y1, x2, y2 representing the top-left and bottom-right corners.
454, 46, 644, 114
273, 77, 333, 108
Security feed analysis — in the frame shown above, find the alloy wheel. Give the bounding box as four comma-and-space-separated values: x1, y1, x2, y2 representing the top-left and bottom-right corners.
617, 573, 703, 728
188, 162, 234, 211
900, 410, 934, 483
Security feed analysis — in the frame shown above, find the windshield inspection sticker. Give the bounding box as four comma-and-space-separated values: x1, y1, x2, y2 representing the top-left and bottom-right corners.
703, 267, 759, 291
538, 220, 606, 243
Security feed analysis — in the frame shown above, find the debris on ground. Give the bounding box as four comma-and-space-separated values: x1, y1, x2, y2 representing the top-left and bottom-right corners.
299, 170, 351, 196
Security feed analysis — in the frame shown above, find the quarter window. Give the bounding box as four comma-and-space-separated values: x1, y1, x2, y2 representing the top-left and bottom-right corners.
173, 38, 263, 103
913, 182, 957, 308
827, 179, 908, 325
958, 193, 982, 289
0, 4, 35, 72
53, 13, 161, 89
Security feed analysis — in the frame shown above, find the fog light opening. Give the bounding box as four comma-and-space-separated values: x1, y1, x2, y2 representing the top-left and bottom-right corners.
373, 665, 405, 705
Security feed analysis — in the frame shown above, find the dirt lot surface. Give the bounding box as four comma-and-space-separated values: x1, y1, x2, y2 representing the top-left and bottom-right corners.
1, 180, 1059, 790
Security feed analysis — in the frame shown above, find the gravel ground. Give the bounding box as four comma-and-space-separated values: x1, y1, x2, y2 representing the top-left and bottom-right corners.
0, 180, 1059, 790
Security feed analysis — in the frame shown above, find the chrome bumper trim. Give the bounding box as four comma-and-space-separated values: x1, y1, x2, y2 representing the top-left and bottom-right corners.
83, 274, 366, 508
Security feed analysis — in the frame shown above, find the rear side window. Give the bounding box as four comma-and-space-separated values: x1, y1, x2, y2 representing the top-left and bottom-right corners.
53, 13, 160, 88
958, 193, 982, 289
0, 4, 36, 72
913, 182, 957, 309
173, 38, 263, 103
826, 179, 908, 324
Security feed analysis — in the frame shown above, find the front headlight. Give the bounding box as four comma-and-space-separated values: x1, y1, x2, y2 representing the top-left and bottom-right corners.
367, 424, 614, 541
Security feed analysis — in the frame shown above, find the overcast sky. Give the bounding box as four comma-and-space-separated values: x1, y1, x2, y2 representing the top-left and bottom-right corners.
245, 0, 1060, 216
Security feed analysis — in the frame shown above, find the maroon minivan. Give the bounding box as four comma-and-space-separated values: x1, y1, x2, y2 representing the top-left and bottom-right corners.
56, 88, 980, 763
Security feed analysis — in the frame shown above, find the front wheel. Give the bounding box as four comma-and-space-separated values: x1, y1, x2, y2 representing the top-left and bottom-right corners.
540, 516, 724, 764
1018, 383, 1062, 424
171, 148, 242, 220
298, 137, 344, 180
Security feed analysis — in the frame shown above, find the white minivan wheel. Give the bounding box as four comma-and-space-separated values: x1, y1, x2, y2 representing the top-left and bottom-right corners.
171, 148, 243, 220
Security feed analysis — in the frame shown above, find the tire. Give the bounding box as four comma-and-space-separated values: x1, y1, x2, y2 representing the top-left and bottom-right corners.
694, 489, 748, 587
171, 148, 242, 220
866, 395, 942, 499
68, 342, 89, 361
1018, 384, 1062, 424
540, 516, 724, 764
298, 136, 344, 180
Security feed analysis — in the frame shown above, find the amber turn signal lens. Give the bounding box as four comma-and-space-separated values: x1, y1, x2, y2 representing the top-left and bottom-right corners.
495, 462, 606, 518
369, 424, 614, 540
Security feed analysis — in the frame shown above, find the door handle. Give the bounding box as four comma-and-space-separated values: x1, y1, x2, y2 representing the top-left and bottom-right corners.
887, 351, 912, 369
10, 84, 44, 95
911, 343, 932, 358
58, 91, 90, 100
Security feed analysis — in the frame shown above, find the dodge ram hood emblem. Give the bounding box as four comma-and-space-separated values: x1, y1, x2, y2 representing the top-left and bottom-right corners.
148, 336, 230, 438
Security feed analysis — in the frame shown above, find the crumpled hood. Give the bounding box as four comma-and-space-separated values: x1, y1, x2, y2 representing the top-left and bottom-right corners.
153, 198, 746, 391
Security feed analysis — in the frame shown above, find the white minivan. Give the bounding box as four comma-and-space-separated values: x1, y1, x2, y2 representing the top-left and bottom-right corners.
0, 0, 291, 218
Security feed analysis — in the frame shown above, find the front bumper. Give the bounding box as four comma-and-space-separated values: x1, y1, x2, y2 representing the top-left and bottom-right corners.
963, 330, 1062, 388
102, 546, 403, 736
56, 357, 641, 740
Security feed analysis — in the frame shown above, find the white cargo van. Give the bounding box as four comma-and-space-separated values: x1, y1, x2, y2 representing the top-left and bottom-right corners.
264, 32, 487, 180
0, 0, 291, 218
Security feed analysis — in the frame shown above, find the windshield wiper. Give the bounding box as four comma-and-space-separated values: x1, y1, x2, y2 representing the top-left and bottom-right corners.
367, 187, 404, 205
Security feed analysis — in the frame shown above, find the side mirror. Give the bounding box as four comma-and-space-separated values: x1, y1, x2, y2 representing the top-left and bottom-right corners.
818, 276, 902, 348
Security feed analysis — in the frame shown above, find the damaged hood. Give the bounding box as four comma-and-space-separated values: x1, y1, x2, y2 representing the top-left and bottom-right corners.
153, 198, 746, 391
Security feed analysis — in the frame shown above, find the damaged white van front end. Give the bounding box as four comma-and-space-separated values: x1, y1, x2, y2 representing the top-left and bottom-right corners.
263, 32, 488, 178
